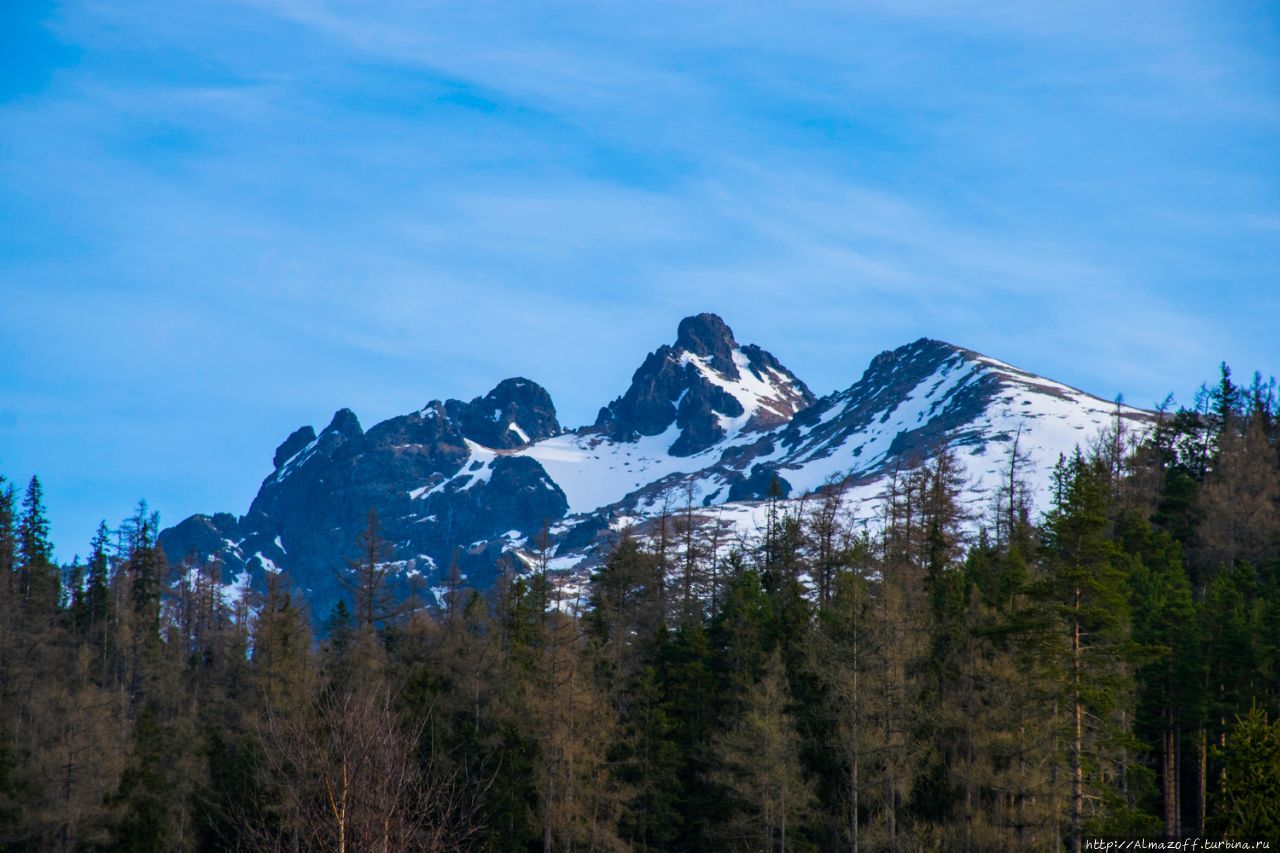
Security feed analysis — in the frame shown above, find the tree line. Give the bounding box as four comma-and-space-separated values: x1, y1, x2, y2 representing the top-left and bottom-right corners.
1, 364, 1278, 851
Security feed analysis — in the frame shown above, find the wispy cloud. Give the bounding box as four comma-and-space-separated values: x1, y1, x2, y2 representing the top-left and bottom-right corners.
1, 0, 1277, 550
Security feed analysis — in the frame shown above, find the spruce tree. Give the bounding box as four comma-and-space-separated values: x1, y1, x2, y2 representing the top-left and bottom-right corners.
85, 522, 111, 651
16, 477, 57, 616
1199, 561, 1261, 832
1197, 414, 1280, 573
586, 531, 663, 692
1208, 706, 1280, 840
341, 508, 417, 631
817, 560, 877, 852
713, 648, 814, 851
1123, 513, 1201, 840
0, 477, 15, 583
108, 707, 172, 851
1040, 453, 1140, 850
615, 660, 682, 849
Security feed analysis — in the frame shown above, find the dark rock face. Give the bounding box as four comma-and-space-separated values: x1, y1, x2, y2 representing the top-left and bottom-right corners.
594, 348, 685, 439
325, 408, 364, 442
595, 313, 814, 456
726, 466, 793, 502
809, 339, 986, 457
707, 337, 1077, 501
446, 377, 560, 449
417, 456, 568, 546
157, 314, 828, 627
273, 426, 316, 470
159, 378, 567, 623
162, 316, 1139, 628
675, 313, 739, 377
161, 512, 242, 563
669, 380, 744, 456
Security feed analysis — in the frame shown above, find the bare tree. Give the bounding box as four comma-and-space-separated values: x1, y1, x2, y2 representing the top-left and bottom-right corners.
675, 481, 707, 625
246, 684, 479, 852
808, 475, 850, 605
994, 424, 1034, 549
339, 509, 418, 631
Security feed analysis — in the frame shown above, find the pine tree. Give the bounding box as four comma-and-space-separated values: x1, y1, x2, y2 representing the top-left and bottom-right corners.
806, 477, 851, 605
713, 649, 814, 851
615, 659, 683, 849
1123, 513, 1201, 840
1210, 363, 1243, 449
712, 563, 772, 716
1199, 561, 1261, 833
1040, 453, 1140, 850
36, 646, 122, 852
817, 558, 877, 852
1197, 414, 1280, 574
117, 504, 166, 717
526, 584, 624, 851
78, 523, 113, 687
324, 599, 354, 659
587, 531, 663, 692
660, 620, 718, 848
959, 476, 1062, 848
862, 462, 935, 848
16, 477, 58, 616
108, 707, 172, 851
0, 477, 15, 583
252, 572, 315, 712
1208, 706, 1280, 840
675, 482, 710, 626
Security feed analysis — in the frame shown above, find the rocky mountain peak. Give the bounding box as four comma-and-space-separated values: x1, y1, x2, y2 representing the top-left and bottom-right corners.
273, 425, 317, 470
675, 312, 739, 377
447, 377, 560, 449
594, 313, 814, 456
324, 408, 363, 440
859, 338, 969, 388
158, 315, 1156, 632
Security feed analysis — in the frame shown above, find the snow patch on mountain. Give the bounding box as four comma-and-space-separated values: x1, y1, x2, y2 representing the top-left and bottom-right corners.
518, 424, 705, 513
159, 315, 1158, 623
682, 349, 808, 437
410, 439, 499, 499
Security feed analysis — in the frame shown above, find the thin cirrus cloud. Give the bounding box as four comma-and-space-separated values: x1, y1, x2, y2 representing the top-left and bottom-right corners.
0, 0, 1276, 554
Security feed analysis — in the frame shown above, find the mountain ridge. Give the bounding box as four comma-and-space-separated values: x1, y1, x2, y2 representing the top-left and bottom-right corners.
158, 314, 1153, 618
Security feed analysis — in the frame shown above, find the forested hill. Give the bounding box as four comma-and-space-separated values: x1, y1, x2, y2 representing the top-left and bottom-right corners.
157, 313, 1152, 623
1, 362, 1279, 849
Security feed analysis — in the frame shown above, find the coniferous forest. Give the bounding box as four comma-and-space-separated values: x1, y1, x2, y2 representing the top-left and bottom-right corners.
2, 365, 1279, 852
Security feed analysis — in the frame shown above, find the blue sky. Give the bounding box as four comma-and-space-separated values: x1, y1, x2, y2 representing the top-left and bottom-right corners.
2, 0, 1278, 557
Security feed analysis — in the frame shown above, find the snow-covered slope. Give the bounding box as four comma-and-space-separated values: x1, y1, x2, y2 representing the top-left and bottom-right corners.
753, 339, 1149, 503
505, 335, 1152, 572
159, 315, 1154, 615
518, 425, 704, 514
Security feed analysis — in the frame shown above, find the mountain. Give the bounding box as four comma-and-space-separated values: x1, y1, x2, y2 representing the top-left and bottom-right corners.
592, 312, 815, 454
158, 314, 1153, 616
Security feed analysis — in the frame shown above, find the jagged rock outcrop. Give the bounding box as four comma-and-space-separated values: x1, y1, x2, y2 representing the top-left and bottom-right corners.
444, 377, 560, 449
160, 314, 1153, 625
593, 312, 815, 455
159, 378, 568, 619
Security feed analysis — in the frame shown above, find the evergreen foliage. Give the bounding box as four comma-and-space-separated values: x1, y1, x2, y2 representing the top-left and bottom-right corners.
0, 361, 1277, 849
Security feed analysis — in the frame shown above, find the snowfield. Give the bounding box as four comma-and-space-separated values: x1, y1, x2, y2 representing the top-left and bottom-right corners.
475, 343, 1152, 575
